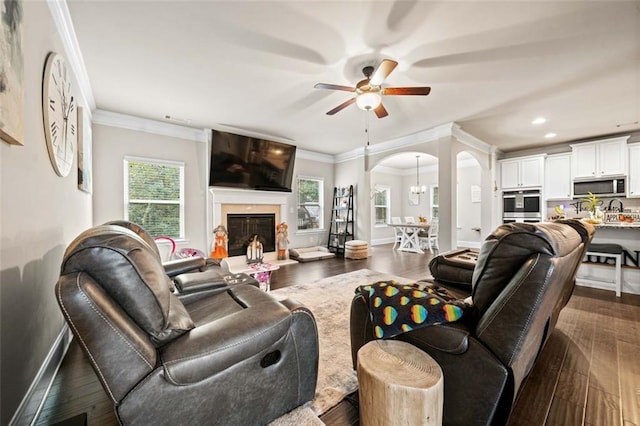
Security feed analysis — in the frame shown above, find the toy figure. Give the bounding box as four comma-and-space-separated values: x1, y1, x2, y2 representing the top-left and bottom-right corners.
210, 225, 228, 260
276, 222, 289, 260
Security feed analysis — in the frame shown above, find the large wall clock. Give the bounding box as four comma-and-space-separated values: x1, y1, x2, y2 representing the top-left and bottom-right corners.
42, 52, 77, 177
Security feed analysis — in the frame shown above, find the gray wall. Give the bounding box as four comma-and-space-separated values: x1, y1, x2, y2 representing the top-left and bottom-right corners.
0, 3, 92, 423
370, 170, 403, 243
289, 156, 335, 249
456, 161, 482, 245
92, 123, 209, 252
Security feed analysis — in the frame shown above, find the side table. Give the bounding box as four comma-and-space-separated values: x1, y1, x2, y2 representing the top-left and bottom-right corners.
246, 262, 280, 292
357, 340, 443, 426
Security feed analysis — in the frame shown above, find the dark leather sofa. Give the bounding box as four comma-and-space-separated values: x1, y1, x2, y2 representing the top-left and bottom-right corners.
56, 225, 319, 425
350, 220, 594, 425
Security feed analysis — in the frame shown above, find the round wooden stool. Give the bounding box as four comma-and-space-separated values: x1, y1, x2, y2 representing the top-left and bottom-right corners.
357, 340, 443, 426
345, 240, 368, 259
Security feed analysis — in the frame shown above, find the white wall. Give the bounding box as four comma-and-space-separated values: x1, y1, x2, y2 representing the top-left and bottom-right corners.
92, 123, 209, 252
0, 3, 92, 423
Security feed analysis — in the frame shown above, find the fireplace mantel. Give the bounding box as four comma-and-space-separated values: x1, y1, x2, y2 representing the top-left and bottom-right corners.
208, 188, 289, 249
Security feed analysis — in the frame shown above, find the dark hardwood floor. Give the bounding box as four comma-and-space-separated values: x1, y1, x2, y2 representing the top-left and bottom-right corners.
35, 244, 640, 426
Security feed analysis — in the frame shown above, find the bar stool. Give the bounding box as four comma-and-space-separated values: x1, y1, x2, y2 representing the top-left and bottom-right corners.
576, 243, 623, 297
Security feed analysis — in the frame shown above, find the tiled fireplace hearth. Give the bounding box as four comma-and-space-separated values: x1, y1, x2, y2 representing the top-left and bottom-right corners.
209, 189, 288, 254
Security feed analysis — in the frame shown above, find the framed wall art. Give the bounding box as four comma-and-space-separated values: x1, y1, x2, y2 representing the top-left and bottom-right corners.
408, 189, 419, 206
0, 0, 24, 146
77, 106, 93, 193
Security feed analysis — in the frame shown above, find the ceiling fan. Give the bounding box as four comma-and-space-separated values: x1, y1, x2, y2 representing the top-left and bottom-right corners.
314, 59, 431, 118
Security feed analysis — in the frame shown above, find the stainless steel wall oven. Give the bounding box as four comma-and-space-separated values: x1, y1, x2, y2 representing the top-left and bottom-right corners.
503, 190, 542, 223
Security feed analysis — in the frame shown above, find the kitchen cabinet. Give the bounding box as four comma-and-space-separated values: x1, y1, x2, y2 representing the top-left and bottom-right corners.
629, 144, 640, 198
499, 155, 544, 190
571, 136, 628, 179
545, 153, 572, 200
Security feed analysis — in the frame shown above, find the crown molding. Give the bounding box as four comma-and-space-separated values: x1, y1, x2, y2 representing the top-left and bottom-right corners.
93, 110, 209, 142
335, 122, 458, 164
451, 124, 493, 154
47, 0, 95, 111
296, 149, 335, 164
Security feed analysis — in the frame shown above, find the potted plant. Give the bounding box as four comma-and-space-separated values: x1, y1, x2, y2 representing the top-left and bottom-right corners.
580, 191, 603, 222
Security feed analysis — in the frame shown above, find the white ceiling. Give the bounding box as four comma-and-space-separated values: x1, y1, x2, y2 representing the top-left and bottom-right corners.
67, 0, 640, 159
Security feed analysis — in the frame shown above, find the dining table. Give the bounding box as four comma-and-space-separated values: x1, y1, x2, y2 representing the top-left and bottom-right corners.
387, 222, 431, 254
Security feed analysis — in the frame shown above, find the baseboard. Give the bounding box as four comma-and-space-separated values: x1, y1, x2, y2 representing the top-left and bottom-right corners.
371, 237, 395, 246
457, 241, 482, 249
9, 325, 72, 426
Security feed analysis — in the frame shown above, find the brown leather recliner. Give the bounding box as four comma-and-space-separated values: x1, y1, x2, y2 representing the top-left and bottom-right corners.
56, 225, 319, 425
350, 220, 594, 426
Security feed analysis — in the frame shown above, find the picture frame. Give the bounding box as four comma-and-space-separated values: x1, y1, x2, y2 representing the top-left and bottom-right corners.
0, 0, 25, 146
77, 106, 93, 193
408, 190, 419, 206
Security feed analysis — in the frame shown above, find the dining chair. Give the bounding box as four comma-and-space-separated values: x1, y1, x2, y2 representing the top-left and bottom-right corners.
420, 218, 439, 253
391, 217, 402, 249
404, 216, 416, 223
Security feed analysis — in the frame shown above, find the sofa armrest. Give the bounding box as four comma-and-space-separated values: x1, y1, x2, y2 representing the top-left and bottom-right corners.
163, 257, 207, 277
160, 287, 292, 384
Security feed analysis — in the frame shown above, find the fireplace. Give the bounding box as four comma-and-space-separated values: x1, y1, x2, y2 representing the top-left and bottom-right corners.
227, 213, 276, 257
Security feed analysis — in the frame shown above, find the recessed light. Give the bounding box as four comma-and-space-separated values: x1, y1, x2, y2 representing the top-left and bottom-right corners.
532, 117, 547, 125
544, 132, 557, 138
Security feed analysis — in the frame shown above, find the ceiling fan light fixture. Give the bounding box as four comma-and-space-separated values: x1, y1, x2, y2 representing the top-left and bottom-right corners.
356, 92, 382, 111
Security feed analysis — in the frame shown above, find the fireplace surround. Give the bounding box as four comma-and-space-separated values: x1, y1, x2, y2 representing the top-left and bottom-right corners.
227, 213, 275, 257
209, 188, 288, 254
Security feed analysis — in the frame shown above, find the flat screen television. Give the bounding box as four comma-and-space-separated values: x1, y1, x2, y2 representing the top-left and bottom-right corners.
209, 129, 297, 192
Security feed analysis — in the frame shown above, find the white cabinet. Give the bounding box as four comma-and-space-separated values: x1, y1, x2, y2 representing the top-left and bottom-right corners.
629, 144, 640, 198
500, 155, 544, 190
545, 154, 572, 200
571, 137, 628, 179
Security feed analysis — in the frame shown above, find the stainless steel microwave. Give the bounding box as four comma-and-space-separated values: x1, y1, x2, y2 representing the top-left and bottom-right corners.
573, 178, 625, 198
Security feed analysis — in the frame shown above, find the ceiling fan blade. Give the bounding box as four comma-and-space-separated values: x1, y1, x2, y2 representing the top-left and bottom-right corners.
374, 103, 389, 119
326, 98, 356, 115
370, 59, 398, 86
382, 86, 431, 96
314, 83, 356, 92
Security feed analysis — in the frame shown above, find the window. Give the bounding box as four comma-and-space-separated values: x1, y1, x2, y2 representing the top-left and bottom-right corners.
373, 186, 390, 225
297, 176, 324, 231
430, 185, 439, 219
124, 157, 185, 239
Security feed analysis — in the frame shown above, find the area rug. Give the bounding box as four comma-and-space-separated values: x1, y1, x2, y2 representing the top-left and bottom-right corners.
269, 268, 415, 419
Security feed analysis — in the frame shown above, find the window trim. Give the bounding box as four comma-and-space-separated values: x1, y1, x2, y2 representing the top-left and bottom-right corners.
296, 175, 325, 233
430, 184, 439, 219
123, 156, 186, 240
373, 185, 391, 227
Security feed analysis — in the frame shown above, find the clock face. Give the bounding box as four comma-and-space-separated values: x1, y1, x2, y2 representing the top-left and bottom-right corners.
42, 52, 77, 177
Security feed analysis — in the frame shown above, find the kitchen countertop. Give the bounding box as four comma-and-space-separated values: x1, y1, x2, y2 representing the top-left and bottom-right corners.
593, 222, 640, 229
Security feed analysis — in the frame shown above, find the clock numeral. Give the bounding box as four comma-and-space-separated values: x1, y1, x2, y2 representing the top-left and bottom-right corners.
51, 121, 59, 132
49, 98, 56, 112
71, 124, 76, 135
52, 74, 58, 87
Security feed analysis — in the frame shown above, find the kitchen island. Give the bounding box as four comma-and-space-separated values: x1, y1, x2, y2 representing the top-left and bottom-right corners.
576, 220, 640, 295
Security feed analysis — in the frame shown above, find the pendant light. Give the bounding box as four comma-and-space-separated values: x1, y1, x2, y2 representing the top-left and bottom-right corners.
410, 155, 427, 195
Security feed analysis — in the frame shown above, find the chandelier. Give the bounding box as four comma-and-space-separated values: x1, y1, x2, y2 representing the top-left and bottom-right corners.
410, 155, 427, 195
